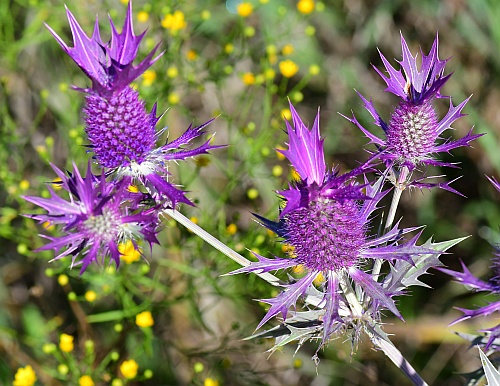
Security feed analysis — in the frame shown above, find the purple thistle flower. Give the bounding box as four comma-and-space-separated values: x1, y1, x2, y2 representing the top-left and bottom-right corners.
46, 2, 220, 207
232, 102, 436, 347
439, 176, 500, 349
344, 33, 481, 190
23, 163, 159, 274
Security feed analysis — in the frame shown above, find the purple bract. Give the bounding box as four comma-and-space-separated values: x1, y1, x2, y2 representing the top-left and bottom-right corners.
231, 102, 436, 347
23, 163, 159, 274
46, 2, 221, 207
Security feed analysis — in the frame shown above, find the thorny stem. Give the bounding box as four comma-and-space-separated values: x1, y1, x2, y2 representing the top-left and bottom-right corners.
366, 324, 429, 386
371, 166, 410, 279
162, 209, 281, 286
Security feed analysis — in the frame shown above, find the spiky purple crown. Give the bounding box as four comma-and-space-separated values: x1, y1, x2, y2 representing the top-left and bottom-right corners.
45, 1, 161, 96
345, 33, 481, 186
23, 163, 159, 274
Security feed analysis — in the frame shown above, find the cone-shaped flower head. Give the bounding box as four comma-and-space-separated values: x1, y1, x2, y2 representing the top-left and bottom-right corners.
345, 33, 481, 189
439, 176, 500, 349
232, 102, 435, 346
46, 2, 220, 207
23, 163, 159, 274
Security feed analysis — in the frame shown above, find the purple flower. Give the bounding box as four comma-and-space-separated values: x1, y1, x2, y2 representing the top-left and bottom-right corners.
46, 2, 220, 207
345, 33, 481, 190
232, 102, 436, 346
439, 176, 500, 349
23, 163, 159, 274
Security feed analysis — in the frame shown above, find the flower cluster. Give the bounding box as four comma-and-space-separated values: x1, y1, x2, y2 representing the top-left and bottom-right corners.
232, 102, 446, 349
26, 2, 220, 273
345, 34, 481, 192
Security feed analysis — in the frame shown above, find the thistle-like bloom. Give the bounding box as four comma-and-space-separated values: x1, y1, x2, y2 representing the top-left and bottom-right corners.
46, 2, 219, 207
23, 163, 159, 274
439, 176, 500, 349
232, 102, 435, 346
345, 33, 481, 190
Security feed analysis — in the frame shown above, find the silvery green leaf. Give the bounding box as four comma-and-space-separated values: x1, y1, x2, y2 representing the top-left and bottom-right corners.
384, 236, 468, 293
479, 347, 500, 386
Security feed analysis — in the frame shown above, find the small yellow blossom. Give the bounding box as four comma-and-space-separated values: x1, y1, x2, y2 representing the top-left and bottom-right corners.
58, 274, 69, 286
19, 180, 30, 190
168, 92, 180, 105
161, 10, 187, 32
79, 375, 95, 386
135, 311, 154, 327
275, 145, 286, 160
42, 221, 54, 231
57, 364, 69, 375
291, 169, 301, 181
120, 359, 139, 379
137, 11, 149, 23
224, 43, 234, 54
84, 290, 97, 302
292, 264, 305, 274
167, 66, 178, 78
204, 378, 219, 386
13, 365, 37, 386
127, 185, 139, 193
293, 358, 303, 368
226, 223, 238, 235
297, 0, 315, 14
201, 10, 211, 20
282, 244, 295, 254
279, 59, 299, 78
119, 240, 141, 264
237, 2, 253, 17
142, 70, 156, 86
59, 333, 74, 353
247, 188, 259, 200
264, 68, 275, 80
186, 50, 198, 61
52, 177, 63, 190
282, 44, 294, 56
119, 0, 127, 4
190, 217, 199, 224
272, 165, 283, 177
309, 64, 320, 75
281, 108, 292, 120
313, 272, 325, 286
242, 72, 256, 85
305, 25, 316, 36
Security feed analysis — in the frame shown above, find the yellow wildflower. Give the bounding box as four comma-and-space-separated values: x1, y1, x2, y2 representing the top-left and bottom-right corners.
167, 66, 179, 78
137, 11, 149, 23
204, 378, 219, 386
292, 264, 305, 274
297, 0, 315, 14
242, 72, 256, 85
84, 290, 97, 302
281, 108, 292, 120
226, 223, 238, 235
186, 50, 198, 61
127, 184, 139, 193
119, 240, 141, 264
58, 274, 69, 286
168, 92, 180, 105
282, 44, 294, 55
13, 365, 37, 386
142, 70, 156, 86
79, 375, 95, 386
313, 272, 325, 286
136, 311, 154, 327
279, 59, 299, 78
237, 3, 253, 17
247, 188, 259, 200
275, 145, 286, 160
161, 10, 187, 32
120, 359, 139, 379
309, 64, 320, 75
59, 333, 74, 353
224, 43, 234, 54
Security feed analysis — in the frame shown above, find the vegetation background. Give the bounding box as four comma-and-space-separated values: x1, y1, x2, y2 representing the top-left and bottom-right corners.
2, 0, 500, 385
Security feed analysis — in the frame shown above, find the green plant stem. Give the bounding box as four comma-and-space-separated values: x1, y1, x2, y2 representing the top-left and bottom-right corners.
162, 209, 281, 287
371, 166, 409, 279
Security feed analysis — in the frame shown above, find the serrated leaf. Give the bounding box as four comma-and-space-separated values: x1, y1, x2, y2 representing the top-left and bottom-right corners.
479, 347, 500, 386
384, 236, 468, 293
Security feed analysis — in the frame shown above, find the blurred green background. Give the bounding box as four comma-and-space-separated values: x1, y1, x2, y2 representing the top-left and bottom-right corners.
2, 0, 500, 385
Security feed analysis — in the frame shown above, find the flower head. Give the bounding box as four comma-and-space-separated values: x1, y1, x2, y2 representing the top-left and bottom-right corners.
439, 176, 500, 349
13, 365, 37, 386
120, 359, 139, 379
46, 3, 222, 207
345, 33, 481, 189
23, 163, 159, 274
232, 102, 436, 347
